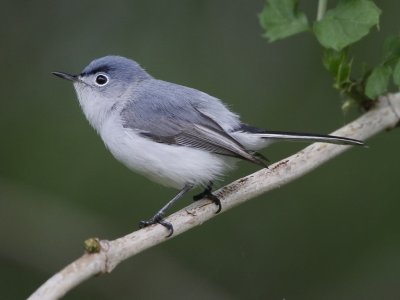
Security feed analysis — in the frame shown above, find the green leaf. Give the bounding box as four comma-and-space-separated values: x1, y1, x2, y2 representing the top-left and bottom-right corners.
365, 65, 392, 99
259, 0, 309, 42
313, 0, 381, 51
323, 48, 352, 89
393, 59, 400, 87
382, 36, 400, 66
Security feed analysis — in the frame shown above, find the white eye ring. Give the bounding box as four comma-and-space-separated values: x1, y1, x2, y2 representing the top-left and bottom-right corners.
94, 74, 109, 86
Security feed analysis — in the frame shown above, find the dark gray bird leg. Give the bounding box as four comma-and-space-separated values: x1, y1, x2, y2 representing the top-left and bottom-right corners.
193, 181, 222, 213
139, 184, 193, 237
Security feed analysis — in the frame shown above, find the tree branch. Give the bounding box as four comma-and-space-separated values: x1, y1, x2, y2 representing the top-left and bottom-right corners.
28, 93, 400, 300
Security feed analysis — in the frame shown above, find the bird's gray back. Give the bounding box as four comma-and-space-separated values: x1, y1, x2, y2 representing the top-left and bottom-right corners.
121, 79, 241, 136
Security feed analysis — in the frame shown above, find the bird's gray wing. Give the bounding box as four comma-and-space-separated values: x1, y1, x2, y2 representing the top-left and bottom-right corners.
121, 96, 268, 166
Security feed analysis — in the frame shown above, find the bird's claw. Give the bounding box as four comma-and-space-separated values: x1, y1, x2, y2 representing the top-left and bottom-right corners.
139, 214, 174, 237
193, 189, 222, 213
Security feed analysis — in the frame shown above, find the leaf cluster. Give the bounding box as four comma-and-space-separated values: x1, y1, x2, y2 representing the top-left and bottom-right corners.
259, 0, 400, 110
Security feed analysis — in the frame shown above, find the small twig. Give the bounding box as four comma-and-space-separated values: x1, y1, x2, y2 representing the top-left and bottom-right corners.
317, 0, 328, 21
28, 93, 400, 300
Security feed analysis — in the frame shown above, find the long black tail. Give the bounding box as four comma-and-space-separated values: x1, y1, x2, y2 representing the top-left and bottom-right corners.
240, 125, 364, 146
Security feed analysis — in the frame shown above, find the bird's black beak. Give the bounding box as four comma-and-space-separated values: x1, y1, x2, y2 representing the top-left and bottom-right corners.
52, 71, 78, 82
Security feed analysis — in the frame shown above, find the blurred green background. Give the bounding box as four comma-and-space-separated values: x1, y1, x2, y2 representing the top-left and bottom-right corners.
1, 1, 400, 299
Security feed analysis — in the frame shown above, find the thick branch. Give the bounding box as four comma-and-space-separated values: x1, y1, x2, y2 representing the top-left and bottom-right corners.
28, 94, 400, 300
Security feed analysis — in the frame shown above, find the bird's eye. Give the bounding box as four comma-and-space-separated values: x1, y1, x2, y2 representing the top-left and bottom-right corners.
95, 74, 109, 86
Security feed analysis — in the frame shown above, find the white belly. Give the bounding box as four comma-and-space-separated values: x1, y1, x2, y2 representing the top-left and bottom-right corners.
100, 116, 232, 189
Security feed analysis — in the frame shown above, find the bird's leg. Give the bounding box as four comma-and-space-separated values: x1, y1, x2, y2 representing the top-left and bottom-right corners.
139, 184, 193, 237
193, 181, 222, 213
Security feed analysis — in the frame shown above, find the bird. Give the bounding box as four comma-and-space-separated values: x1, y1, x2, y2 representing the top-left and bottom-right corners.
52, 55, 363, 236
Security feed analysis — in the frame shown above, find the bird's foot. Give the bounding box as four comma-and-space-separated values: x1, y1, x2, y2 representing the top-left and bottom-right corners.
139, 213, 174, 237
193, 188, 222, 213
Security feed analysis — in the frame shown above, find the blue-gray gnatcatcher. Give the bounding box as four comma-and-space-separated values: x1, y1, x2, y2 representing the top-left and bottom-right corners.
53, 55, 363, 236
